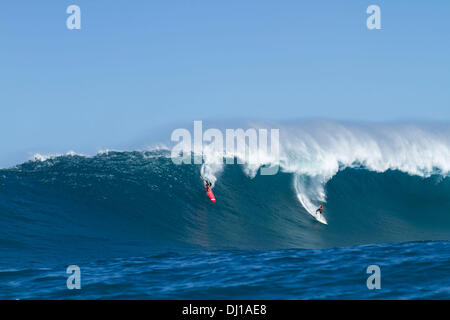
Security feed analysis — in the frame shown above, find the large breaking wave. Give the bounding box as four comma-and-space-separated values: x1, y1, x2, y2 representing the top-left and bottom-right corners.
1, 121, 450, 264
199, 121, 450, 218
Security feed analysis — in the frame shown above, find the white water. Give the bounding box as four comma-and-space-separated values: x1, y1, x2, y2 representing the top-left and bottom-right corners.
199, 121, 450, 219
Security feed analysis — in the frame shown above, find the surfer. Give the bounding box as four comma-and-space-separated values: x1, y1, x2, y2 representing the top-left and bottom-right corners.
316, 205, 324, 215
200, 176, 212, 189
201, 176, 216, 202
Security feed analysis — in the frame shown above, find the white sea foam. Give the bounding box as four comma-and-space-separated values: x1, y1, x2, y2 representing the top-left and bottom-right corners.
31, 145, 171, 163
31, 150, 87, 162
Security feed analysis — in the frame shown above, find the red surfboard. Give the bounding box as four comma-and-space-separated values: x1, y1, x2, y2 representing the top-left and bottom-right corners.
206, 186, 216, 203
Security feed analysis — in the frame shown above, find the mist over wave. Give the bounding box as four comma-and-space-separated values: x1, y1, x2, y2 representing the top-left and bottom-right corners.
191, 121, 450, 218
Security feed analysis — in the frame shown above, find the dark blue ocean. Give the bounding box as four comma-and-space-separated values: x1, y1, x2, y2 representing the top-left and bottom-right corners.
1, 151, 449, 299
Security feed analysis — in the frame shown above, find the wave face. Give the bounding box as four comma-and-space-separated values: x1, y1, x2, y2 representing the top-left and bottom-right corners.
1, 125, 450, 265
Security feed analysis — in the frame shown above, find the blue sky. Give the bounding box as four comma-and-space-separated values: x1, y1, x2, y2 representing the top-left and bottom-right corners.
1, 1, 449, 166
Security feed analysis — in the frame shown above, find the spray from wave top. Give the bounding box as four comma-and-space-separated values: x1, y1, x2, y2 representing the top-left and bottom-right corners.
195, 121, 450, 218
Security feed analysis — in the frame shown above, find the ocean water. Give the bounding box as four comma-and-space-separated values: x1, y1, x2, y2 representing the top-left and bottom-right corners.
1, 241, 450, 299
1, 122, 450, 299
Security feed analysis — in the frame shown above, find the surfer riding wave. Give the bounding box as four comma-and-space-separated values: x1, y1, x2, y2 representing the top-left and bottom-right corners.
201, 176, 216, 203
201, 176, 212, 188
316, 205, 323, 215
